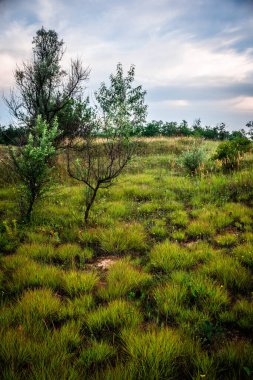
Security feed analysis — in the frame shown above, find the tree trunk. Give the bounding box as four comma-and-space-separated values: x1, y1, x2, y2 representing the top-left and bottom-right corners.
84, 185, 99, 223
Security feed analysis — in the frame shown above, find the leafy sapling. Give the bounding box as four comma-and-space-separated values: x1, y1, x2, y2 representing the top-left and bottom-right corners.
10, 115, 58, 223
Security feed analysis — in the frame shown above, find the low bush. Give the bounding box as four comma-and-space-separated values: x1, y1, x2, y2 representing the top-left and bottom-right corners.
177, 144, 206, 175
213, 137, 251, 170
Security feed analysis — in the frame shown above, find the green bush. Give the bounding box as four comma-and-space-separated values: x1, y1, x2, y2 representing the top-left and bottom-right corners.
213, 137, 251, 170
178, 144, 206, 175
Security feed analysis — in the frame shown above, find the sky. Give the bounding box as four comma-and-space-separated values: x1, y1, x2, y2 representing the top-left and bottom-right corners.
0, 0, 253, 130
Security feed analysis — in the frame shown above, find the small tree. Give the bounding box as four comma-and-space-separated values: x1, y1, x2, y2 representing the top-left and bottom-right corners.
5, 27, 90, 144
67, 63, 147, 223
10, 115, 58, 222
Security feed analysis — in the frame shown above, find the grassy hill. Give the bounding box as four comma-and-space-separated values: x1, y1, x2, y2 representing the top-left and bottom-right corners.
0, 137, 253, 379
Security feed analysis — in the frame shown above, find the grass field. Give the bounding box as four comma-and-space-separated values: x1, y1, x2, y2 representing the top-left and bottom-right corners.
0, 137, 253, 379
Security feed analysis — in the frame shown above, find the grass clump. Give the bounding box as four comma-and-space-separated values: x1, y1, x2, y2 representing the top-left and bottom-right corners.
120, 327, 183, 379
98, 259, 152, 300
186, 219, 216, 238
79, 340, 116, 370
17, 242, 93, 268
171, 230, 186, 242
0, 328, 33, 377
63, 294, 94, 319
60, 270, 98, 296
220, 299, 253, 331
232, 243, 253, 268
149, 219, 167, 239
169, 210, 189, 228
86, 300, 143, 333
214, 233, 238, 247
1, 254, 62, 293
98, 223, 147, 254
154, 271, 229, 321
201, 254, 252, 291
149, 240, 211, 273
216, 340, 253, 379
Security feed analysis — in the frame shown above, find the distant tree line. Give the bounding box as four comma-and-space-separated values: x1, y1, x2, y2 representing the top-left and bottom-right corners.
137, 119, 252, 140
1, 118, 252, 145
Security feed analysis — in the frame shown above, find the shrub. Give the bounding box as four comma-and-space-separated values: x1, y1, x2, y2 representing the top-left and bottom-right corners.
213, 137, 251, 170
178, 144, 206, 175
9, 115, 58, 222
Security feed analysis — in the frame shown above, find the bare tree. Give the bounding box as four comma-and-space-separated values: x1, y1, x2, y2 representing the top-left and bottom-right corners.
67, 132, 133, 223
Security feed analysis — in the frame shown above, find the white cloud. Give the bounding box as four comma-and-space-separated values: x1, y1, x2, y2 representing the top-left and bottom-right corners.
232, 96, 253, 112
164, 99, 190, 107
0, 0, 252, 128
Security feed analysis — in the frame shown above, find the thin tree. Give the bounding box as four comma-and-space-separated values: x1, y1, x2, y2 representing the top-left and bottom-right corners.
67, 63, 147, 223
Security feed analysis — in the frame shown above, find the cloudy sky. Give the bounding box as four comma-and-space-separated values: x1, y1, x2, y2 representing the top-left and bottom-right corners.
0, 0, 253, 130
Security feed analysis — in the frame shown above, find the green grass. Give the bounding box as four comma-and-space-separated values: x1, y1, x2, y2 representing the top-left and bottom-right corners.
98, 259, 152, 299
232, 243, 253, 268
18, 242, 93, 268
79, 340, 116, 369
97, 222, 147, 254
0, 137, 253, 379
60, 270, 99, 296
149, 240, 214, 273
86, 299, 143, 333
120, 327, 183, 379
201, 254, 252, 291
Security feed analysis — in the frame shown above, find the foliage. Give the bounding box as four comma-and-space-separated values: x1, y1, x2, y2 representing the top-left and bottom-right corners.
67, 63, 147, 222
5, 27, 91, 143
213, 137, 251, 170
0, 136, 253, 379
178, 144, 206, 175
9, 115, 58, 222
95, 63, 147, 137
